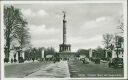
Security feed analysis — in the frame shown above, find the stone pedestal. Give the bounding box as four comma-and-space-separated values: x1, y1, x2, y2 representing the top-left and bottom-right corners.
89, 48, 92, 58
59, 44, 71, 52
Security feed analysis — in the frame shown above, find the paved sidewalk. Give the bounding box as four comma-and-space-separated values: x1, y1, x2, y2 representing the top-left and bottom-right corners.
25, 61, 70, 78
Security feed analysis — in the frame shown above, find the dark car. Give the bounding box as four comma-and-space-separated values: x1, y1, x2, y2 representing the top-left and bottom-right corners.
19, 57, 24, 63
108, 58, 123, 68
80, 58, 89, 64
95, 58, 100, 64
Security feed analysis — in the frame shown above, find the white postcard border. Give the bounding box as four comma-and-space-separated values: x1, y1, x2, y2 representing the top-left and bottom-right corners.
1, 0, 127, 80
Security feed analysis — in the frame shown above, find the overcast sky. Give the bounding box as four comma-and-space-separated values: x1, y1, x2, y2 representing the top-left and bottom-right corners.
13, 3, 123, 52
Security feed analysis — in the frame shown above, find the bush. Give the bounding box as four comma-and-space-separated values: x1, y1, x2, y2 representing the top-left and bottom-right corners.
19, 57, 24, 63
4, 58, 9, 63
14, 59, 17, 62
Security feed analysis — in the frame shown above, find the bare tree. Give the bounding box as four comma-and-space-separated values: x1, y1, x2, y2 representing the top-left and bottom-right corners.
103, 33, 113, 49
102, 33, 113, 58
117, 15, 124, 33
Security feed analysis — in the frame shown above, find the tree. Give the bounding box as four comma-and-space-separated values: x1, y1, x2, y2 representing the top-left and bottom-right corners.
95, 46, 106, 59
44, 47, 55, 55
115, 16, 124, 58
13, 23, 30, 50
114, 35, 124, 58
44, 47, 56, 60
77, 49, 89, 58
102, 33, 113, 58
4, 5, 29, 62
103, 33, 113, 49
117, 15, 124, 33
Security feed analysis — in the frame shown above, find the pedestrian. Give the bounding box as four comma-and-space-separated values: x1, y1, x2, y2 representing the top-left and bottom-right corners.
81, 58, 85, 64
53, 58, 56, 63
32, 58, 35, 62
11, 58, 13, 63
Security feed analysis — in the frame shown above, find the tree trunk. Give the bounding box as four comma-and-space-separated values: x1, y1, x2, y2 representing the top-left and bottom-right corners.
4, 37, 11, 59
116, 48, 119, 58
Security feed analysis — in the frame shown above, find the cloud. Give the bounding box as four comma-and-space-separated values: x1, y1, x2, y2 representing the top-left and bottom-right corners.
29, 24, 60, 38
80, 16, 109, 30
96, 17, 107, 22
69, 35, 102, 45
68, 16, 119, 51
21, 9, 36, 17
17, 3, 122, 52
72, 16, 119, 39
31, 39, 60, 48
37, 10, 48, 16
29, 24, 61, 49
21, 9, 48, 18
68, 35, 103, 51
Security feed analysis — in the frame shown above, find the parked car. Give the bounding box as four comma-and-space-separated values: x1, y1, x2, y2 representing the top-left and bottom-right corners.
100, 60, 108, 63
95, 58, 100, 64
79, 55, 86, 60
80, 58, 89, 64
108, 58, 123, 68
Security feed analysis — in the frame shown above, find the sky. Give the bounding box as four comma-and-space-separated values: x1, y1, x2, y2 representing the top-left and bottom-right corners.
13, 3, 123, 52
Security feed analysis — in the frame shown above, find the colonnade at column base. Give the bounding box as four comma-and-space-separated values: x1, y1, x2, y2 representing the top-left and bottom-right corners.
59, 44, 71, 52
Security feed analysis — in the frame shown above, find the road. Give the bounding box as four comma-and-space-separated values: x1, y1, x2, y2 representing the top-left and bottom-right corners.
5, 60, 70, 78
68, 60, 124, 78
25, 61, 70, 78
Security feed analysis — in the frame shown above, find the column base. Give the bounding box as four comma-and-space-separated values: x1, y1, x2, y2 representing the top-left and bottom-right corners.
59, 44, 71, 52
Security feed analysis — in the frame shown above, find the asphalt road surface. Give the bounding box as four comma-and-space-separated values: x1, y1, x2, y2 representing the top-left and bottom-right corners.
25, 61, 70, 78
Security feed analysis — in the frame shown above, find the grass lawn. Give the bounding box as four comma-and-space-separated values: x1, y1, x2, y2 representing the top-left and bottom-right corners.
4, 61, 52, 78
68, 60, 124, 78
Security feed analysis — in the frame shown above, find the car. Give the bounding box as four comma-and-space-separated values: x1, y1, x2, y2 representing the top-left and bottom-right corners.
79, 55, 86, 60
80, 58, 89, 64
95, 58, 100, 64
100, 60, 108, 63
108, 58, 123, 68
